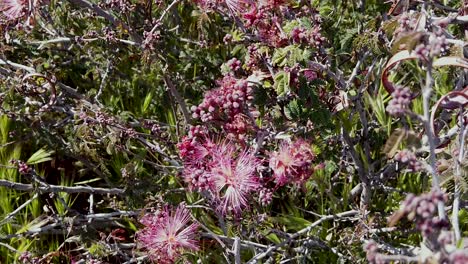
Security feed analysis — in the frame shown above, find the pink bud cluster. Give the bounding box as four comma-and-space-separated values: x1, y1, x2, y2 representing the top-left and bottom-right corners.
120, 128, 137, 139
191, 77, 252, 122
10, 159, 31, 175
303, 68, 319, 82
241, 2, 325, 48
103, 27, 117, 43
190, 77, 255, 140
136, 204, 199, 264
177, 127, 215, 192
269, 139, 315, 187
394, 149, 422, 172
223, 113, 252, 140
386, 85, 413, 116
226, 58, 242, 72
95, 111, 114, 125
363, 240, 384, 264
244, 6, 265, 27
258, 187, 273, 206
143, 121, 162, 135
246, 45, 259, 69
177, 125, 209, 163
194, 0, 251, 13
394, 13, 417, 37
400, 190, 448, 237
142, 30, 161, 51
18, 251, 40, 264
290, 26, 325, 48
101, 0, 134, 13
414, 28, 448, 61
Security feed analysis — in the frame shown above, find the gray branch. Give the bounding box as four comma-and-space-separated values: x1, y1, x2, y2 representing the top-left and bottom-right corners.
0, 179, 125, 196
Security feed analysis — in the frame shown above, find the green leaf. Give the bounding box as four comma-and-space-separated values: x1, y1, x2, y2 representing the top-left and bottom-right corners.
265, 233, 281, 244
273, 71, 290, 96
283, 20, 300, 34
272, 45, 308, 67
272, 48, 288, 67
141, 91, 153, 114
27, 148, 54, 165
272, 216, 311, 231
74, 178, 102, 185
285, 99, 301, 119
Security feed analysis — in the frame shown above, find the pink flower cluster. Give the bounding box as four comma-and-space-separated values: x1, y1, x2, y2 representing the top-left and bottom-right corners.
290, 26, 325, 48
400, 189, 448, 237
241, 2, 324, 48
178, 133, 260, 215
386, 85, 413, 116
136, 205, 199, 264
226, 58, 242, 72
179, 126, 316, 213
394, 149, 422, 172
191, 77, 252, 122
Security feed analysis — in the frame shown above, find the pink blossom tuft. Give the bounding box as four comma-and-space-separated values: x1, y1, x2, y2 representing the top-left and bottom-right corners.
269, 139, 315, 187
179, 134, 261, 215
137, 205, 199, 264
1, 0, 27, 20
210, 144, 260, 215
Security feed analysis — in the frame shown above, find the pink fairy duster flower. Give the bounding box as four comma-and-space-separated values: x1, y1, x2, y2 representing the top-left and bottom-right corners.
1, 0, 27, 20
210, 142, 260, 215
137, 205, 199, 264
269, 139, 315, 187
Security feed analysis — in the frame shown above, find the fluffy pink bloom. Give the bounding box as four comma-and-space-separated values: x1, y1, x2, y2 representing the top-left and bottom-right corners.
269, 139, 315, 187
0, 0, 27, 20
210, 142, 260, 215
137, 205, 199, 264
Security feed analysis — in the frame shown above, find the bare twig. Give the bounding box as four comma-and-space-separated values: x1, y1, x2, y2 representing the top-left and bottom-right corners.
452, 108, 467, 243
0, 241, 19, 253
341, 126, 371, 211
67, 0, 142, 43
28, 37, 137, 49
96, 58, 112, 105
246, 210, 359, 263
0, 58, 35, 73
345, 52, 368, 89
0, 179, 125, 196
149, 0, 180, 34
233, 237, 241, 264
0, 193, 39, 226
163, 74, 191, 125
201, 233, 268, 250
422, 59, 445, 219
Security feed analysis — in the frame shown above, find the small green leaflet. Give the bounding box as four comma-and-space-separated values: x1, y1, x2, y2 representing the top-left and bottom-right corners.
27, 148, 55, 165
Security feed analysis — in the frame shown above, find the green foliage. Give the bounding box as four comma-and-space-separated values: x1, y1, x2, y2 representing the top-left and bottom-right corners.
0, 0, 466, 263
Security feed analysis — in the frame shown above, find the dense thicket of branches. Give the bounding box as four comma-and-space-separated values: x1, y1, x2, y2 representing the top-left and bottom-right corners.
0, 0, 467, 263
